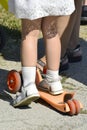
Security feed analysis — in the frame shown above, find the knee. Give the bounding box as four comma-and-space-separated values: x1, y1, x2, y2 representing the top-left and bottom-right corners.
22, 29, 40, 41
28, 30, 40, 38
42, 20, 57, 39
42, 27, 57, 39
22, 19, 41, 40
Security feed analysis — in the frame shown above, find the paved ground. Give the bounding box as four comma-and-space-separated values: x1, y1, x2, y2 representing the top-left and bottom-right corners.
0, 27, 87, 130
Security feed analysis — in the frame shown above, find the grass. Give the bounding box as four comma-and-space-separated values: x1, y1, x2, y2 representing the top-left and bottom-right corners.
0, 7, 21, 61
0, 6, 21, 30
0, 6, 21, 41
80, 25, 87, 40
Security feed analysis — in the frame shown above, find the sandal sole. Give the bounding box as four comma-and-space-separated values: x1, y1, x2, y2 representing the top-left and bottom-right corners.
13, 94, 40, 107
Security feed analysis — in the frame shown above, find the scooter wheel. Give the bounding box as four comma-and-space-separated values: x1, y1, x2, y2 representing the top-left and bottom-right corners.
7, 70, 21, 93
72, 99, 80, 115
67, 100, 76, 116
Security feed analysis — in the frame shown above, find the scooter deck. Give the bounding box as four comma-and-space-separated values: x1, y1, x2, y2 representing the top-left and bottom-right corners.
38, 89, 74, 113
36, 69, 83, 114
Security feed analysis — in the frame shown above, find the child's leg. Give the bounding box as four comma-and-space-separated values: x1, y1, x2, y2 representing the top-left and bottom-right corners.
21, 19, 41, 66
41, 16, 63, 95
13, 19, 41, 107
42, 16, 61, 70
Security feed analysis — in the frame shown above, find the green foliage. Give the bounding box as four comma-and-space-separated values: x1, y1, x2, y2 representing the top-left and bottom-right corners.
0, 7, 21, 30
0, 7, 21, 39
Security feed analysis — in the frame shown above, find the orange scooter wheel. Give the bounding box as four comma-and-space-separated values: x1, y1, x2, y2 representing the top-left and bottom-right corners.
72, 99, 81, 115
7, 70, 21, 94
67, 100, 76, 116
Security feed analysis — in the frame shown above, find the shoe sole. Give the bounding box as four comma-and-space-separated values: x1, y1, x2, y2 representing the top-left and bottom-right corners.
49, 90, 64, 95
13, 94, 40, 107
38, 85, 64, 95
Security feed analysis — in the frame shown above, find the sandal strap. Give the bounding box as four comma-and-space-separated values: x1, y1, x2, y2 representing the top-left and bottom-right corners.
38, 78, 60, 91
38, 79, 51, 91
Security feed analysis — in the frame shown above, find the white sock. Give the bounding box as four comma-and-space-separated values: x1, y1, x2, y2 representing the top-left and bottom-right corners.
46, 69, 63, 91
22, 67, 36, 87
46, 69, 59, 82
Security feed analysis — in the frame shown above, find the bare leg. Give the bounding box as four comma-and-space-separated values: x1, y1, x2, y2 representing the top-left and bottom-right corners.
42, 16, 61, 70
21, 19, 41, 66
45, 35, 61, 70
41, 16, 63, 95
13, 19, 42, 107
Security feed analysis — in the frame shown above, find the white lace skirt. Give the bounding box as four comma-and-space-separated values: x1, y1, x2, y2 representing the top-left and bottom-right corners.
9, 0, 75, 20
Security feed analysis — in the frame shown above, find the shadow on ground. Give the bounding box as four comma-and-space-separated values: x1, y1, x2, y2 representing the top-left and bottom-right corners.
0, 69, 13, 104
61, 38, 87, 86
0, 25, 45, 61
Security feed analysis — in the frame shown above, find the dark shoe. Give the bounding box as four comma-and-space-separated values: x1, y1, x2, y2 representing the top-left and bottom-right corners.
67, 45, 82, 63
60, 45, 82, 72
81, 6, 87, 22
59, 54, 69, 72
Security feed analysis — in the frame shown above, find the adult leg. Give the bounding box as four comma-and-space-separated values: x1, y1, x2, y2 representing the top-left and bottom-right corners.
58, 0, 82, 57
57, 13, 76, 71
57, 0, 82, 71
67, 0, 82, 50
67, 0, 82, 62
57, 15, 73, 58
